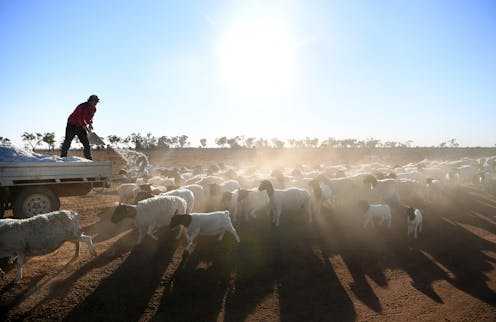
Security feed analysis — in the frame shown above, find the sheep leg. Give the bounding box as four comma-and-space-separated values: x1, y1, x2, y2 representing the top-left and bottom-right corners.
80, 234, 97, 256
175, 225, 185, 240
185, 229, 199, 252
15, 253, 25, 281
72, 240, 80, 259
306, 201, 313, 224
363, 216, 371, 229
136, 227, 145, 245
218, 230, 225, 241
147, 225, 158, 240
227, 226, 240, 243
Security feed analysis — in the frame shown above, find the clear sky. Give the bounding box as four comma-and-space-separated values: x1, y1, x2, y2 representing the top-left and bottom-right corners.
1, 0, 495, 147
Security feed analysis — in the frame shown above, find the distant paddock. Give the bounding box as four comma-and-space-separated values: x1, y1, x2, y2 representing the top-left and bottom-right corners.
40, 147, 496, 178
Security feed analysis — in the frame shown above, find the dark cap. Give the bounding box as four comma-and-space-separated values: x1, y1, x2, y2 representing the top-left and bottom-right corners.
88, 95, 100, 102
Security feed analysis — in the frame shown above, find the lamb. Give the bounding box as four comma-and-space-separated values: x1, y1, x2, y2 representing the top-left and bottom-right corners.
358, 201, 392, 229
169, 210, 240, 252
258, 180, 313, 227
405, 207, 423, 239
0, 210, 97, 280
111, 194, 187, 244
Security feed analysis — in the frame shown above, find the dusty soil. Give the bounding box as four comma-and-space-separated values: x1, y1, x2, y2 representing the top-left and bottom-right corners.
1, 152, 496, 321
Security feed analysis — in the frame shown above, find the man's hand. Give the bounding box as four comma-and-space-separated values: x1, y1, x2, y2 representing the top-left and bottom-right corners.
88, 124, 94, 131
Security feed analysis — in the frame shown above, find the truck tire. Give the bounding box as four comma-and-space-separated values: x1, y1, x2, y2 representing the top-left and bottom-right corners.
13, 187, 60, 218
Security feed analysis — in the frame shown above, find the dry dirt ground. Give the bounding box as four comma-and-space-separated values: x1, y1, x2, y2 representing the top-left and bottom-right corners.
1, 181, 496, 321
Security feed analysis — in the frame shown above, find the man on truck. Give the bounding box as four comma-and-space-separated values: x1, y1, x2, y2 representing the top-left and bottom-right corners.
60, 95, 99, 160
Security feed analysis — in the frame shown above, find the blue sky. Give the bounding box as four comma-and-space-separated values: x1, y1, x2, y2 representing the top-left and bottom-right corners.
1, 0, 495, 147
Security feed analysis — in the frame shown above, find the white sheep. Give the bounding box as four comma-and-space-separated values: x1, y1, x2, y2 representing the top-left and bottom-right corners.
405, 207, 423, 239
358, 201, 392, 229
164, 188, 195, 214
111, 194, 187, 244
116, 183, 151, 204
363, 175, 400, 204
181, 184, 206, 212
237, 188, 270, 221
0, 210, 97, 280
258, 180, 312, 227
169, 210, 240, 252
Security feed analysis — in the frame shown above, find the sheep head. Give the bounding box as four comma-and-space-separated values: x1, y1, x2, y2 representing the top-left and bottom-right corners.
169, 214, 192, 229
258, 180, 274, 194
363, 175, 378, 187
406, 207, 416, 221
133, 191, 153, 205
111, 204, 137, 223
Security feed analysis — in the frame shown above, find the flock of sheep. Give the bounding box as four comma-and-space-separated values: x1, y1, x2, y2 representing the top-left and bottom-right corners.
1, 153, 495, 281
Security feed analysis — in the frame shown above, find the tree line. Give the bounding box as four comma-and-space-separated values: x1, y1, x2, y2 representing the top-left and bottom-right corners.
0, 132, 471, 151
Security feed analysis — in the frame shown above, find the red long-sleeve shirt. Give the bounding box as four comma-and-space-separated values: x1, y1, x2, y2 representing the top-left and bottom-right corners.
67, 102, 96, 127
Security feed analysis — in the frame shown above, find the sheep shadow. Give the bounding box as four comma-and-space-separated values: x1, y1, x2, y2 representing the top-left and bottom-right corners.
0, 275, 45, 317
275, 213, 357, 322
153, 234, 238, 322
226, 210, 356, 322
82, 206, 133, 244
223, 216, 281, 322
62, 228, 180, 322
322, 203, 390, 313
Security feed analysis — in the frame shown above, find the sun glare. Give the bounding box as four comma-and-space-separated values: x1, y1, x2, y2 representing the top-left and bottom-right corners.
219, 20, 293, 100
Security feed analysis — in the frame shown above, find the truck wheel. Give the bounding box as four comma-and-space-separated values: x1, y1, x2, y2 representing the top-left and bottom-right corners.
13, 187, 60, 218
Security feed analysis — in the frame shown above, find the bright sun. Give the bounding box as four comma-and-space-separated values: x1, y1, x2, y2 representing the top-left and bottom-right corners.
219, 20, 293, 100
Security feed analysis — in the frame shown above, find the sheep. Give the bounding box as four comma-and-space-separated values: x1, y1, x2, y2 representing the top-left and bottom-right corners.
456, 165, 479, 184
425, 178, 443, 202
308, 179, 333, 218
164, 188, 195, 214
116, 183, 151, 204
181, 184, 206, 212
258, 180, 312, 227
405, 207, 423, 239
236, 188, 270, 221
363, 175, 400, 205
169, 210, 240, 252
205, 180, 241, 211
131, 188, 195, 215
0, 210, 97, 280
148, 175, 175, 188
111, 194, 187, 244
357, 201, 392, 229
219, 190, 239, 220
